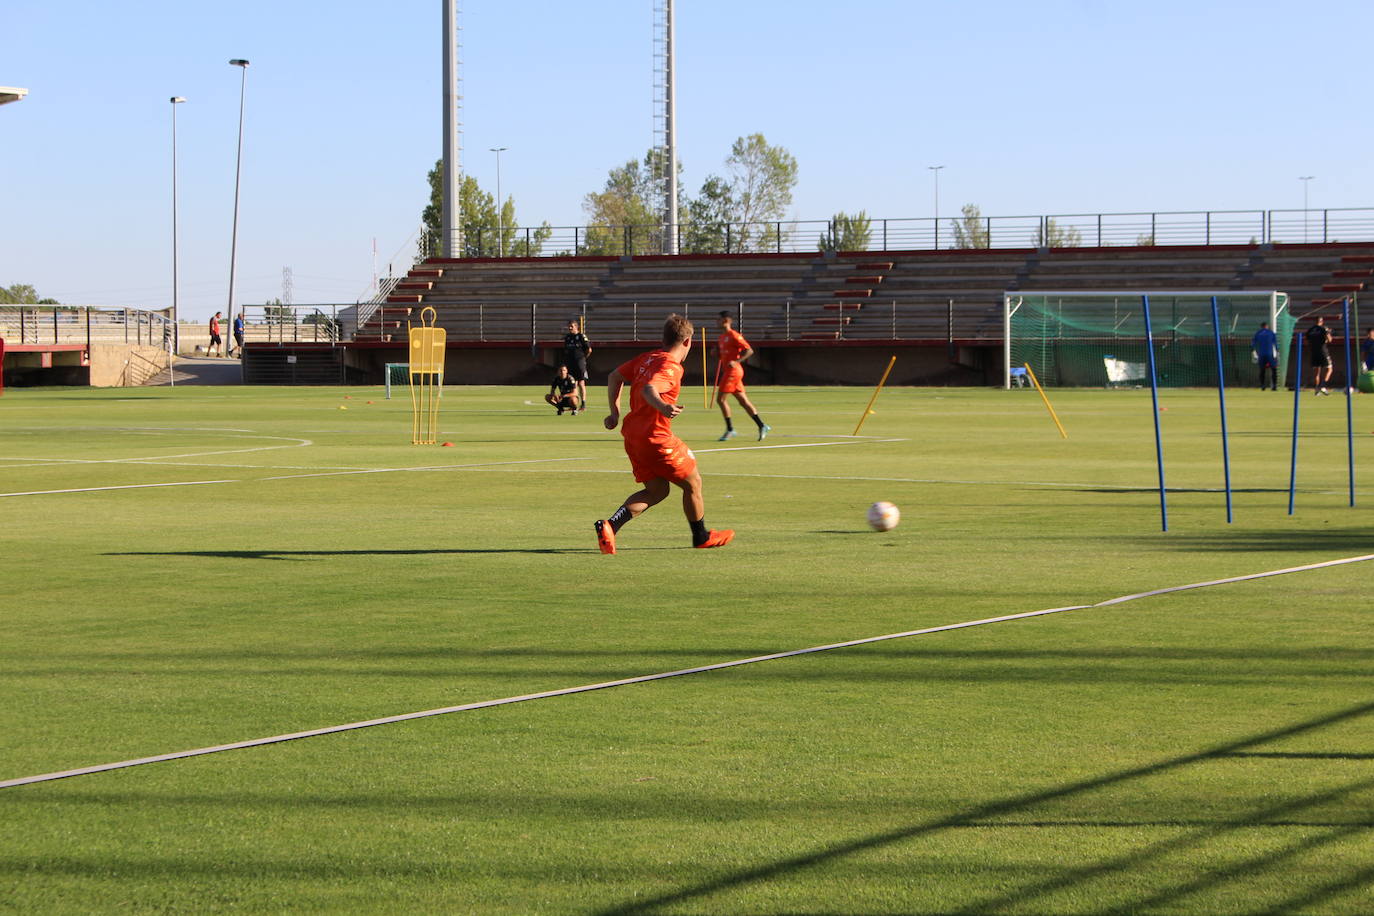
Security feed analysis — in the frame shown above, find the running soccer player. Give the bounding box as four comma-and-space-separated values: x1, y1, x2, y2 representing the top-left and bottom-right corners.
713, 311, 770, 441
1305, 315, 1333, 395
561, 318, 592, 414
595, 314, 733, 554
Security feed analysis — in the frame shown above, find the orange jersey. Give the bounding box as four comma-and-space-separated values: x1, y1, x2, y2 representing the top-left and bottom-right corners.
717, 328, 749, 365
617, 349, 684, 444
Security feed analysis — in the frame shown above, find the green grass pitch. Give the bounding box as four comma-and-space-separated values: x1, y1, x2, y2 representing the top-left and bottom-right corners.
1, 382, 1371, 914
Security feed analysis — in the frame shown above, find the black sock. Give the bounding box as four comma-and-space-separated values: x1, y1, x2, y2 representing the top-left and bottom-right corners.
690, 518, 708, 546
749, 412, 765, 429
608, 505, 633, 533
724, 417, 734, 432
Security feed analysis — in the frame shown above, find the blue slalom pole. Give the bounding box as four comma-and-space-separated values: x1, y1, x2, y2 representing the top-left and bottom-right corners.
1288, 329, 1303, 515
1142, 295, 1167, 531
1210, 296, 1233, 523
1343, 297, 1356, 507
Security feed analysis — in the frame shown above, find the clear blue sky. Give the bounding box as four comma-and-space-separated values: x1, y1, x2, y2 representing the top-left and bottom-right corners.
3, 0, 1371, 320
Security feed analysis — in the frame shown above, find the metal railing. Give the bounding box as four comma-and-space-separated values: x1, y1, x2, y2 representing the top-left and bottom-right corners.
240, 304, 347, 345
339, 298, 1010, 346
0, 305, 174, 348
418, 207, 1374, 259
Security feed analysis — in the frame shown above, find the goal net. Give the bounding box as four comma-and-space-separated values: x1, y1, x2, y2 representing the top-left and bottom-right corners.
1004, 290, 1292, 388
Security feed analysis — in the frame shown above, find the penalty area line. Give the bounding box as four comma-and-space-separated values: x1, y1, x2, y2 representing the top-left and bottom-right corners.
4, 551, 1372, 790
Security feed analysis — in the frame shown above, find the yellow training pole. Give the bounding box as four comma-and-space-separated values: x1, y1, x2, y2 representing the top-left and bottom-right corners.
701, 327, 709, 408
1024, 363, 1068, 439
853, 355, 897, 436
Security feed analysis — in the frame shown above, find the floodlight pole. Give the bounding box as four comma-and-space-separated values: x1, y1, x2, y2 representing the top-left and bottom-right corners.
170, 96, 186, 385
490, 146, 507, 257
227, 61, 250, 349
442, 0, 462, 258
929, 165, 944, 249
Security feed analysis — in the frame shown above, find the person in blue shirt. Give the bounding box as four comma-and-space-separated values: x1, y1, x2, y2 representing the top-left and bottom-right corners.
1251, 321, 1279, 391
1362, 328, 1374, 372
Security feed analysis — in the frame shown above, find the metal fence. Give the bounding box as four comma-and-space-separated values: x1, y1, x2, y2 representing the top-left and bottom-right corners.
309, 298, 1008, 346
418, 207, 1374, 258
0, 305, 174, 348
239, 304, 350, 345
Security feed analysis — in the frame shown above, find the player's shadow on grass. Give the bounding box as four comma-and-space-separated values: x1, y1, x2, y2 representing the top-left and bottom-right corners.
591, 700, 1374, 916
104, 547, 679, 560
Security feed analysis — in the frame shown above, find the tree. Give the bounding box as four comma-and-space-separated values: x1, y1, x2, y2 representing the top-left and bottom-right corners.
680, 175, 733, 254
1, 284, 57, 304
818, 211, 873, 252
580, 134, 799, 255
724, 133, 798, 252
1036, 218, 1082, 248
581, 154, 663, 255
951, 204, 990, 249
421, 160, 550, 258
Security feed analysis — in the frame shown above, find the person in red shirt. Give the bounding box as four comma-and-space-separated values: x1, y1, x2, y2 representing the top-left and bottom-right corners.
595, 314, 734, 554
208, 311, 223, 358
714, 311, 769, 441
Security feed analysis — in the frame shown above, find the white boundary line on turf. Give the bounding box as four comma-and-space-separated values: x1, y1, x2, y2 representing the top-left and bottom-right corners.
4, 551, 1372, 791
0, 479, 238, 499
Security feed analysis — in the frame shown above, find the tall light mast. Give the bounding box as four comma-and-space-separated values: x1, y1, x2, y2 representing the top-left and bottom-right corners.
653, 0, 678, 254
442, 0, 463, 258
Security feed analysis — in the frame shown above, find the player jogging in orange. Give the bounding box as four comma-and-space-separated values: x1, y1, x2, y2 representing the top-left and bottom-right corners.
714, 311, 770, 441
595, 314, 734, 554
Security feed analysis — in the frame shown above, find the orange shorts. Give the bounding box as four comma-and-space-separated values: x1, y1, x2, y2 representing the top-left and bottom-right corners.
718, 364, 745, 394
625, 435, 697, 484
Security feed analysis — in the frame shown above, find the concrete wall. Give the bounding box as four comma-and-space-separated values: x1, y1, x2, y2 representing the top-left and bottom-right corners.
343, 341, 1000, 388
89, 344, 169, 387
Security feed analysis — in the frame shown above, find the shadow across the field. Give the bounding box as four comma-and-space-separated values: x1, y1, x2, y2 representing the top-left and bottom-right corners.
104, 547, 678, 560
592, 700, 1374, 916
1139, 527, 1374, 553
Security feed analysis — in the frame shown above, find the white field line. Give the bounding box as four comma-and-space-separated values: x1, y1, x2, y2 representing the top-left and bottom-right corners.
695, 438, 906, 454
0, 480, 238, 499
4, 552, 1372, 790
0, 432, 312, 470
253, 438, 895, 483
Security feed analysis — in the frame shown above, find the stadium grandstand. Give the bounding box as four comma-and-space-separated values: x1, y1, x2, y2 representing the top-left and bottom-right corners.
237, 232, 1374, 388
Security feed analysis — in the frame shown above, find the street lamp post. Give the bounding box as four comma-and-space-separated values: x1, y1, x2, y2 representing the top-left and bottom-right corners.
227, 59, 250, 353
490, 146, 508, 257
1299, 175, 1315, 243
929, 165, 945, 249
170, 96, 185, 383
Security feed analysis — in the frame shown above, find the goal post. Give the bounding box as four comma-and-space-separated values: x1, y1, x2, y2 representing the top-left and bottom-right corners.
1004, 290, 1291, 389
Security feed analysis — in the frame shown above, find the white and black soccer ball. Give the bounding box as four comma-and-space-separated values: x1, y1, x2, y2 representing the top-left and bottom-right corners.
867, 501, 900, 531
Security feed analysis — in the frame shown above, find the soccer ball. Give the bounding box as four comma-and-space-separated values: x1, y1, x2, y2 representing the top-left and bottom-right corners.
867, 501, 900, 531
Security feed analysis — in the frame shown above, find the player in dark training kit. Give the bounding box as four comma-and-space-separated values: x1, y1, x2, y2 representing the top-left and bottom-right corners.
1305, 315, 1333, 395
561, 319, 592, 414
545, 365, 579, 415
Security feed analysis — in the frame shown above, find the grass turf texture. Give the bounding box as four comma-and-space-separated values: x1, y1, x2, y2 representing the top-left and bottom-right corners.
1, 383, 1371, 915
